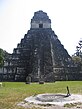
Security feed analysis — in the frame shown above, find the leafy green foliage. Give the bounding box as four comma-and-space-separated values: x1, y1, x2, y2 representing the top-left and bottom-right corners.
72, 40, 82, 69
0, 48, 4, 67
0, 48, 9, 67
72, 55, 82, 64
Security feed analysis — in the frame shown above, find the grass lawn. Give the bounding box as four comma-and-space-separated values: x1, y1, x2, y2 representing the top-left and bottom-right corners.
0, 81, 82, 109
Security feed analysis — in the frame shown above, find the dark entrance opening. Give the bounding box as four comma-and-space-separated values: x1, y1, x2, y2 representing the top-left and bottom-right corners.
39, 24, 43, 28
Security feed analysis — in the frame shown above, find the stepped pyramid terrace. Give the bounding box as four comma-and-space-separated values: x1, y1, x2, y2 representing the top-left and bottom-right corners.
1, 10, 81, 82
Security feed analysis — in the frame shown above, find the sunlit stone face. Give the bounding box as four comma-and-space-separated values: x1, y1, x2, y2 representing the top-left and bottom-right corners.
31, 10, 51, 28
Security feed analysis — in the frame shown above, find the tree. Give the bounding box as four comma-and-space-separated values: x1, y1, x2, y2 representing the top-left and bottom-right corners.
75, 40, 82, 57
72, 39, 82, 69
0, 48, 9, 67
72, 55, 82, 64
0, 49, 4, 67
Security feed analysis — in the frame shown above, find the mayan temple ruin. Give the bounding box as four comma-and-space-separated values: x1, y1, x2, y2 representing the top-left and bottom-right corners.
1, 10, 80, 82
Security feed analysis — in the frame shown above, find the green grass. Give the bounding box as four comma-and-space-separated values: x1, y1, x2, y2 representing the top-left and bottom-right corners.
0, 81, 82, 109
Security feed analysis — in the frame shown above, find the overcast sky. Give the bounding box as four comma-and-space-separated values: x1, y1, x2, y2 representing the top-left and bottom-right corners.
0, 0, 82, 55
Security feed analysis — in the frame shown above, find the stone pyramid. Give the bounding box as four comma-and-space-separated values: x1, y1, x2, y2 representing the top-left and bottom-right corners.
3, 10, 77, 82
